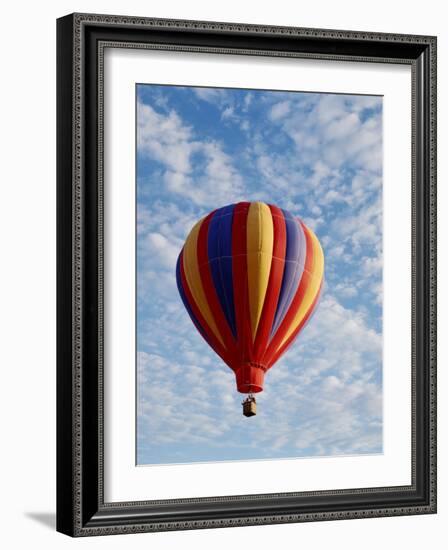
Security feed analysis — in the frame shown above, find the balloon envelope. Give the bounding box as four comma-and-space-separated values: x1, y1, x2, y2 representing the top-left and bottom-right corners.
176, 201, 324, 394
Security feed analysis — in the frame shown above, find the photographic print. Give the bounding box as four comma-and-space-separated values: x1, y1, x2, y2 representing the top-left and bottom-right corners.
136, 83, 383, 466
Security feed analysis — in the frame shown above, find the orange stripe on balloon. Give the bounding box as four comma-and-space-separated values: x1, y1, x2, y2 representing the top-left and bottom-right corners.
276, 223, 324, 349
267, 280, 323, 367
261, 222, 318, 367
183, 217, 225, 348
179, 251, 230, 364
252, 204, 286, 365
197, 212, 238, 365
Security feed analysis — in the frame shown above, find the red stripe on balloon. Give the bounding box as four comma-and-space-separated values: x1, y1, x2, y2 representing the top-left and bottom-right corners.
179, 250, 230, 366
197, 211, 238, 365
231, 202, 253, 367
261, 222, 315, 368
252, 204, 287, 365
267, 280, 323, 367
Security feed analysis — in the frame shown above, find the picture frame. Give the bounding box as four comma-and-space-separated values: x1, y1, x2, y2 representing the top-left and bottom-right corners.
56, 12, 437, 536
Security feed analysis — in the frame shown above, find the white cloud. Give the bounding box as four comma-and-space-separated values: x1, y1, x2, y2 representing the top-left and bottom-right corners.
136, 201, 194, 307
272, 93, 383, 173
333, 281, 358, 299
144, 232, 179, 270
333, 195, 382, 250
138, 101, 245, 207
137, 351, 238, 447
221, 106, 235, 120
193, 87, 229, 105
138, 103, 193, 173
362, 255, 382, 277
243, 93, 253, 109
269, 100, 291, 121
321, 189, 346, 205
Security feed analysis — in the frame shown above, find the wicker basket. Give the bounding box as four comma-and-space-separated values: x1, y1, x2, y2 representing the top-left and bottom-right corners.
243, 399, 257, 417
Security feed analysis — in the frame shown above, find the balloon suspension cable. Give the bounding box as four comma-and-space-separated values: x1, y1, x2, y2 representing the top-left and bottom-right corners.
242, 393, 257, 417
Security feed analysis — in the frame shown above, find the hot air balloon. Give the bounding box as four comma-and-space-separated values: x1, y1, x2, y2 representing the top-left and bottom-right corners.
176, 201, 324, 416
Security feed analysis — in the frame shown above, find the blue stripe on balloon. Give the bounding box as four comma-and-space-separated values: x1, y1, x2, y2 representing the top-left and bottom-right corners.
175, 253, 207, 341
270, 209, 307, 336
298, 279, 324, 335
207, 204, 237, 338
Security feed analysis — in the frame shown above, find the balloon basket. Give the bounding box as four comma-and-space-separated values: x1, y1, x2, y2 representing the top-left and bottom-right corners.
242, 395, 256, 417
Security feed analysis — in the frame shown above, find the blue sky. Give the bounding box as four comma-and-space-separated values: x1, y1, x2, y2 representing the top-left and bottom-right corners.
136, 84, 383, 465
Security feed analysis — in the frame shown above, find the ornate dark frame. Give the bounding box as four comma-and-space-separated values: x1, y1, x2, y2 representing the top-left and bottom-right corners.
56, 13, 437, 537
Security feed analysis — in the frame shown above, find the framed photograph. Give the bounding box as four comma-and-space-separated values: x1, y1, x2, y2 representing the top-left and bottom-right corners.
56, 13, 437, 536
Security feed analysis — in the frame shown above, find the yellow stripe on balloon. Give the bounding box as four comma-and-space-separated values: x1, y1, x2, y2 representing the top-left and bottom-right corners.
183, 218, 225, 347
277, 225, 324, 349
246, 202, 274, 342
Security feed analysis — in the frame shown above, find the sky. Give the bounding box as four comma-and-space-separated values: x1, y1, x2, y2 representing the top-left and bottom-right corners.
136, 83, 383, 465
